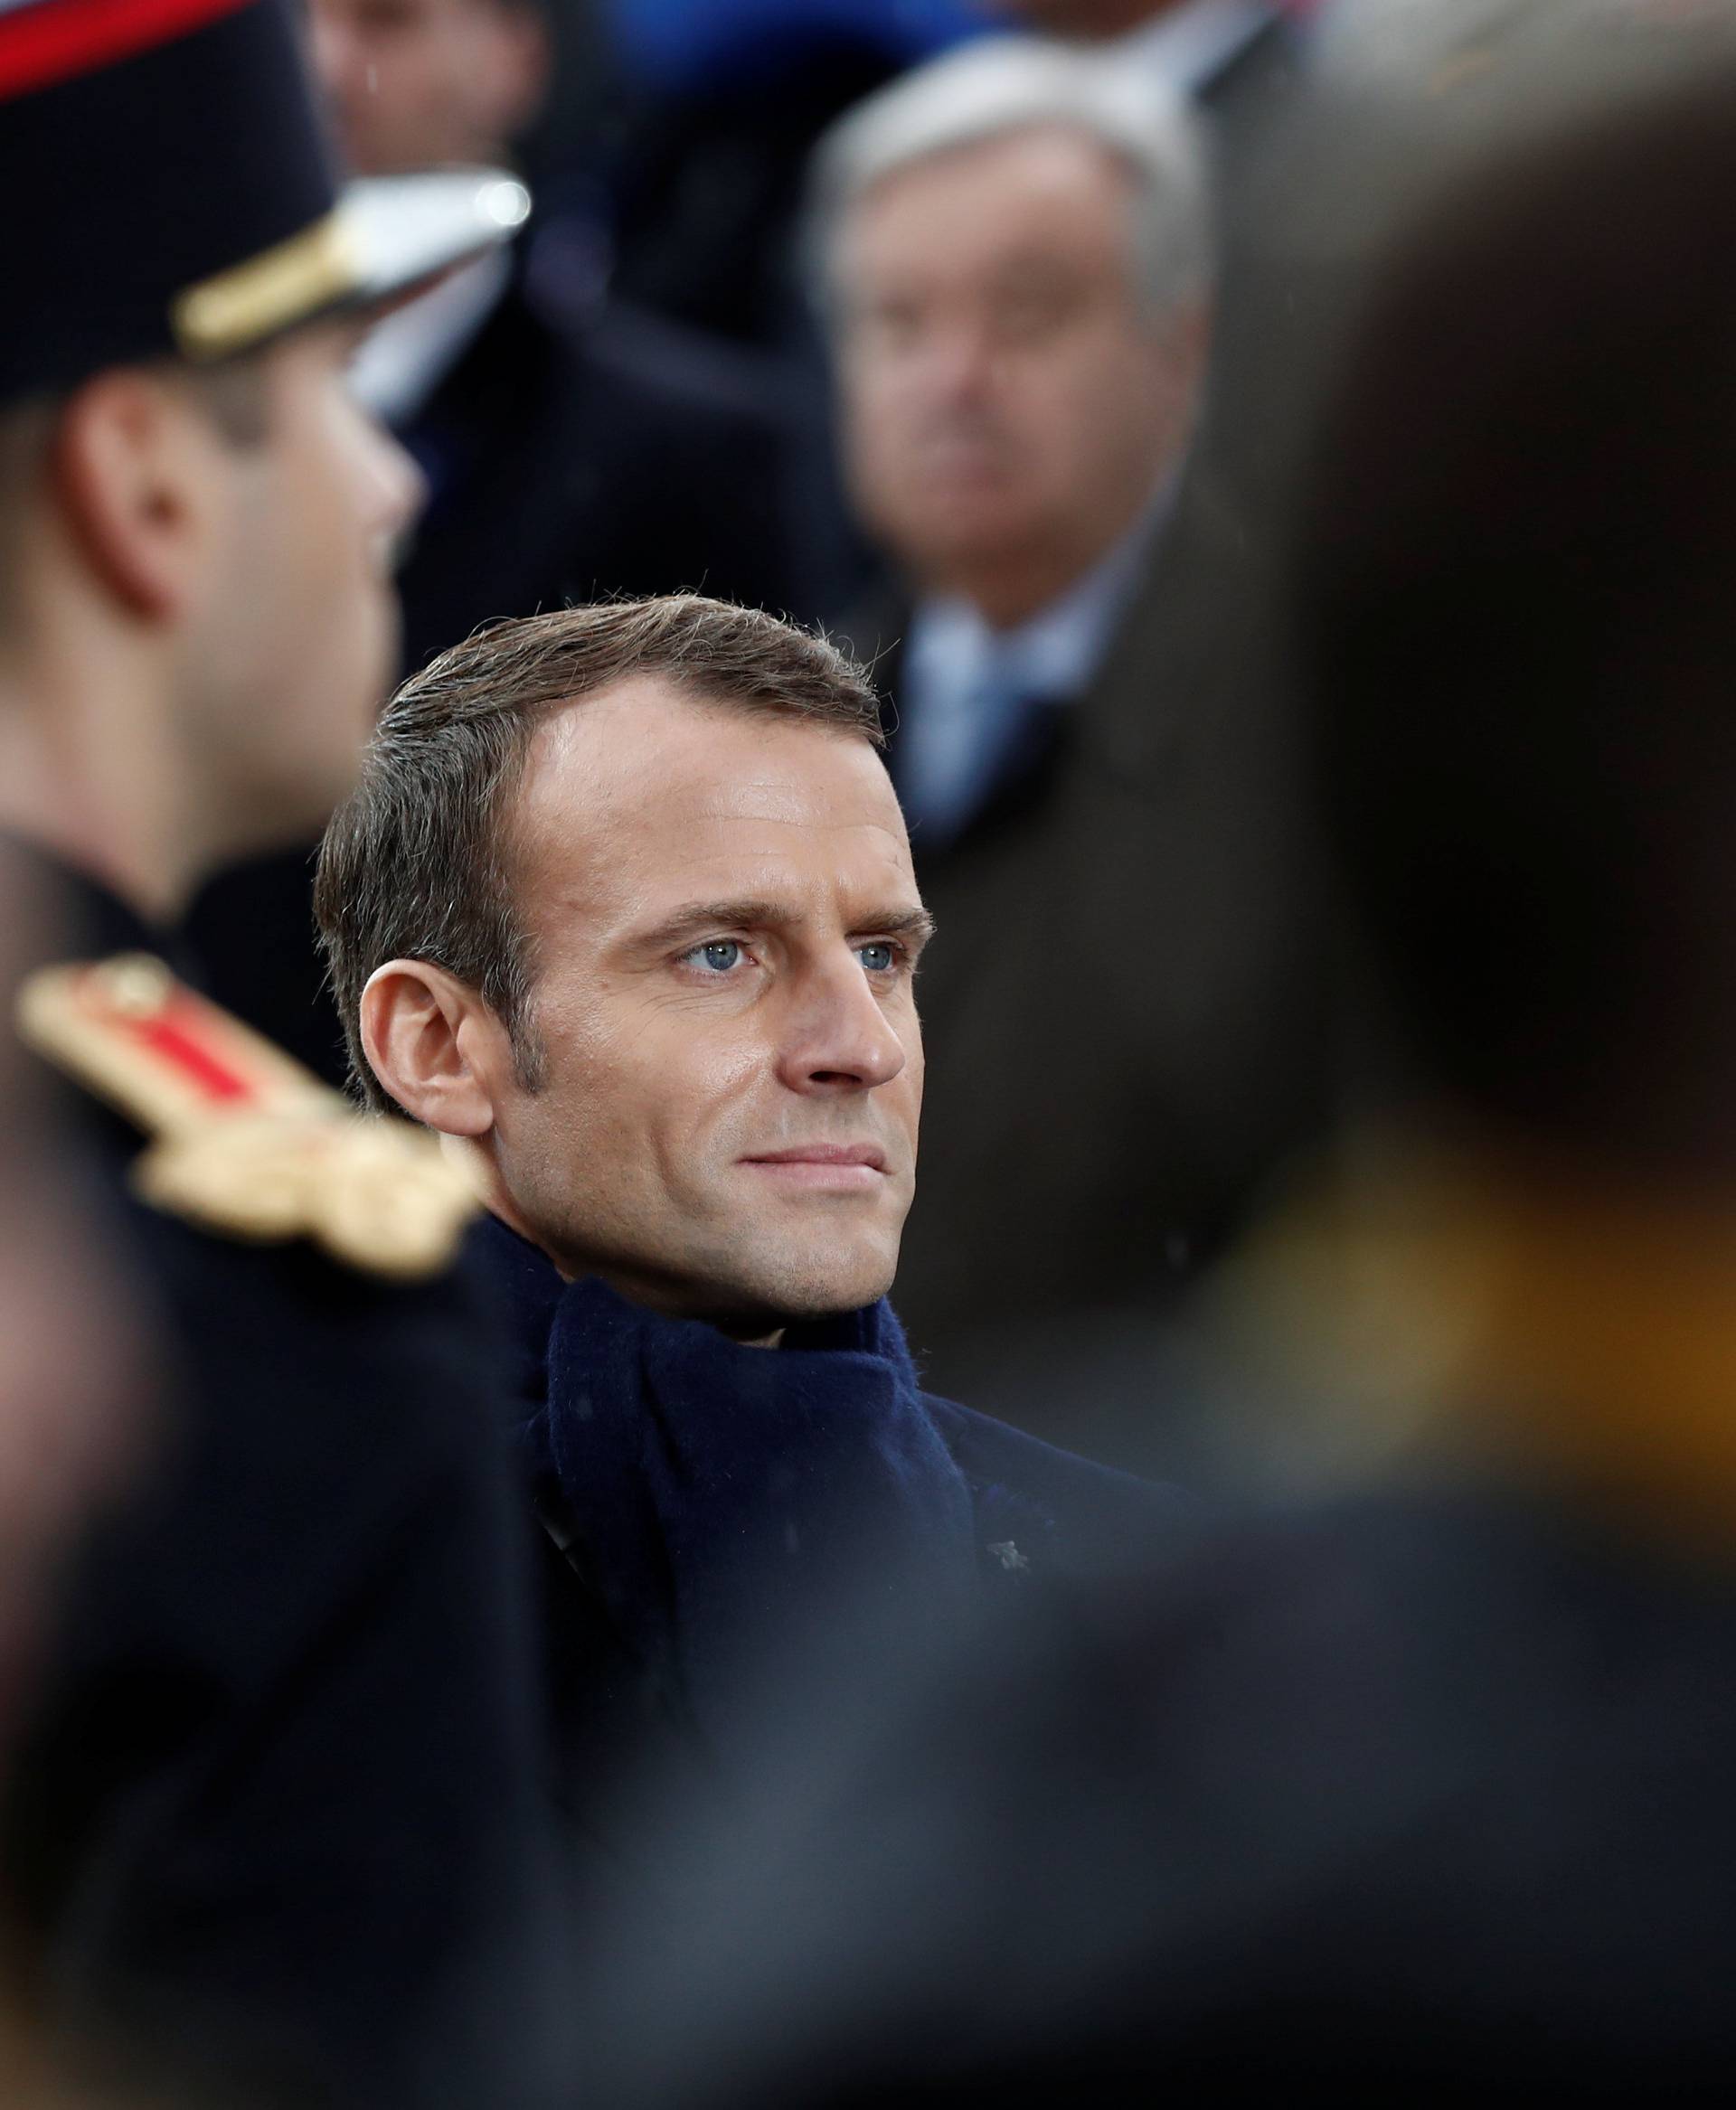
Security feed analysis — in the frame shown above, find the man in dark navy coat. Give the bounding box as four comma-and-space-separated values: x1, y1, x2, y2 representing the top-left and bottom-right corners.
316, 595, 1190, 1794
0, 6, 565, 2102
810, 40, 1334, 1460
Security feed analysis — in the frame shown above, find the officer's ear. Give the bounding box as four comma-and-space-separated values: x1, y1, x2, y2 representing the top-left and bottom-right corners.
52, 367, 226, 620
360, 960, 509, 1139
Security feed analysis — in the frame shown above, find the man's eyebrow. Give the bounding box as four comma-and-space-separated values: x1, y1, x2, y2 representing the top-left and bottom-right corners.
625, 900, 935, 954
859, 907, 936, 947
626, 900, 803, 955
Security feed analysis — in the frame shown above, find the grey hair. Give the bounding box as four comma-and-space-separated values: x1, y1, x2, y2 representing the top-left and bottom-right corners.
807, 34, 1213, 325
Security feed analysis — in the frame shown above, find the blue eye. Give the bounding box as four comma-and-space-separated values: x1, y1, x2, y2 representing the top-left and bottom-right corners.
857, 942, 897, 974
692, 940, 742, 973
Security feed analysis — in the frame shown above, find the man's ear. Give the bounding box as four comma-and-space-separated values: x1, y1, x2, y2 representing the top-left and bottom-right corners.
360, 960, 507, 1138
52, 370, 221, 620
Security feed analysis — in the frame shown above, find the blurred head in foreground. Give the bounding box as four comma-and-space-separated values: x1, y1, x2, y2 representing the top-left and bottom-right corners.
810, 37, 1212, 630
317, 598, 928, 1339
1302, 69, 1736, 1182
1276, 56, 1736, 1523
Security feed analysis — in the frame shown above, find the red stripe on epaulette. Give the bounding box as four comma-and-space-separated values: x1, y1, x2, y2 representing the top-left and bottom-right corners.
0, 0, 250, 103
135, 1006, 255, 1105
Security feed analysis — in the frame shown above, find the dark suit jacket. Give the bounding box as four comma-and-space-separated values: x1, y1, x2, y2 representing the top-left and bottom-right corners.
842, 482, 1335, 1455
5, 853, 568, 2108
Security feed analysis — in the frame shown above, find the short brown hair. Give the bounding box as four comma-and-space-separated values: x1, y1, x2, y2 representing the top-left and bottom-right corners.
316, 595, 886, 1114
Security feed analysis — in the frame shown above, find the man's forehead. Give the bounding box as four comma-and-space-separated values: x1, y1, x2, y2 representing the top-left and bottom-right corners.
852, 127, 1134, 236
516, 681, 910, 901
844, 130, 1137, 293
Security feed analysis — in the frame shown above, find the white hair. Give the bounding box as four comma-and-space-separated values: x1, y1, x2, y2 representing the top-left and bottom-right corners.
807, 34, 1213, 324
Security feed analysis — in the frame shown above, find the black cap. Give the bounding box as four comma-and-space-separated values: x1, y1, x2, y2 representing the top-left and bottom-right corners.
0, 0, 530, 404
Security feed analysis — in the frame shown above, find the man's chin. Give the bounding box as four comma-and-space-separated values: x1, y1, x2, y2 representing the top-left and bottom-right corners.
703, 1250, 901, 1332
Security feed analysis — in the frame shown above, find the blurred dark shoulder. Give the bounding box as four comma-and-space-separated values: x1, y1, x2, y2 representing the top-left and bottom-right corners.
602, 1478, 1736, 2106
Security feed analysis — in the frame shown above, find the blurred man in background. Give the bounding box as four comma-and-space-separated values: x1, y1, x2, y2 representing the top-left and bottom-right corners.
0, 5, 563, 2100
815, 38, 1333, 1455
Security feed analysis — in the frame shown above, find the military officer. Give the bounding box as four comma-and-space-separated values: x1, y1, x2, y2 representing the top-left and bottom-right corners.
0, 5, 563, 2105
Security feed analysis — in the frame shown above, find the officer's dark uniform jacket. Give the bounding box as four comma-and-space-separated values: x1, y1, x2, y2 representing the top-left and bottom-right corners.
3, 851, 566, 2110
467, 1214, 1194, 1794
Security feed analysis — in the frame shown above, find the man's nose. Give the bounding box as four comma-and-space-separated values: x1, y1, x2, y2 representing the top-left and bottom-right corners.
912, 318, 995, 406
775, 960, 908, 1096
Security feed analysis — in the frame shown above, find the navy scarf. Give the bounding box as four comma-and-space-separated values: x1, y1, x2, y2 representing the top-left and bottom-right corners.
470, 1217, 1185, 1756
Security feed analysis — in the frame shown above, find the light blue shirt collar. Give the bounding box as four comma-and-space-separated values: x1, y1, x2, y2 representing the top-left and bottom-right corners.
905, 482, 1170, 721
899, 485, 1172, 845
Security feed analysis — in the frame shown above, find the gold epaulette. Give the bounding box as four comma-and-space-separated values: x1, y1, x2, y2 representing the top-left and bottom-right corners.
15, 954, 478, 1282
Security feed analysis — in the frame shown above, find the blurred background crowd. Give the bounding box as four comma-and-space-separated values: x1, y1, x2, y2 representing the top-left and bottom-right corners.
13, 0, 1736, 2101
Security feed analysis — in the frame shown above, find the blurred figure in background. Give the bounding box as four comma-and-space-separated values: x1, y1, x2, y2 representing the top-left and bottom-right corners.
816, 39, 1333, 1456
0, 5, 563, 2100
555, 40, 1736, 2105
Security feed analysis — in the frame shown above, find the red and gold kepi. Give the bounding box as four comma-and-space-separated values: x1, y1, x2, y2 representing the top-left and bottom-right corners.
0, 0, 529, 400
